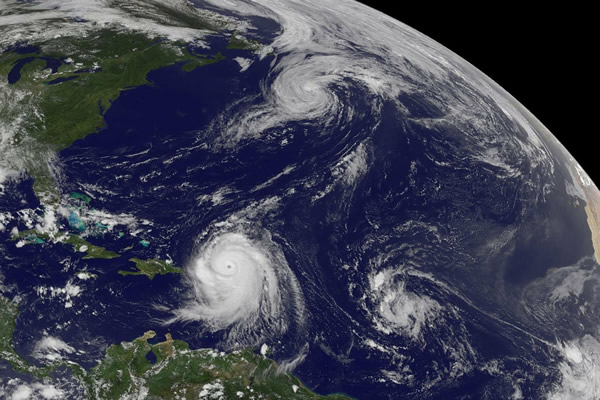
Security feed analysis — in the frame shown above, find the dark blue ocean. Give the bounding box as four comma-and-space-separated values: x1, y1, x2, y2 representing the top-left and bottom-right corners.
1, 25, 596, 399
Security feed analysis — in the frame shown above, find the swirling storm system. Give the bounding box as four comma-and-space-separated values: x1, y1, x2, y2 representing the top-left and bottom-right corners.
0, 0, 599, 399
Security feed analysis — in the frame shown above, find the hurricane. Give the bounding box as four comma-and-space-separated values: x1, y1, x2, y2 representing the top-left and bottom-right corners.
2, 0, 599, 398
172, 225, 305, 346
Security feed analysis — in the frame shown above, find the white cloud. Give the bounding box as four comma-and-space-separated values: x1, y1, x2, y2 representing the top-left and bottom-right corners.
11, 385, 32, 400
368, 268, 441, 340
33, 335, 76, 362
549, 335, 600, 400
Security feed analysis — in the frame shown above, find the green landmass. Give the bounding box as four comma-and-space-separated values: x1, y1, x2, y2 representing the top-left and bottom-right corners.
85, 330, 350, 400
11, 229, 120, 260
227, 33, 262, 51
0, 29, 224, 202
62, 233, 120, 259
181, 51, 225, 72
0, 295, 350, 399
118, 258, 183, 279
0, 296, 33, 373
0, 296, 56, 377
4, 30, 220, 149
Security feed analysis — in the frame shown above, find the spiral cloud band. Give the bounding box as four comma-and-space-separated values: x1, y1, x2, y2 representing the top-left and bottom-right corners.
206, 0, 553, 172
173, 230, 305, 345
192, 232, 280, 325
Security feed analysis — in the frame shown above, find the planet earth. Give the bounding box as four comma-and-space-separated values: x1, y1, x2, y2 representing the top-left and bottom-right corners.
1, 1, 599, 399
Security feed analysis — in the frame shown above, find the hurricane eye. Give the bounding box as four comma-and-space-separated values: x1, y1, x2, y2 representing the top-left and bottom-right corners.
218, 261, 237, 276
176, 231, 304, 342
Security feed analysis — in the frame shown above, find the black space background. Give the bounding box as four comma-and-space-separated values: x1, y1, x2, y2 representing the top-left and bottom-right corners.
356, 2, 596, 183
